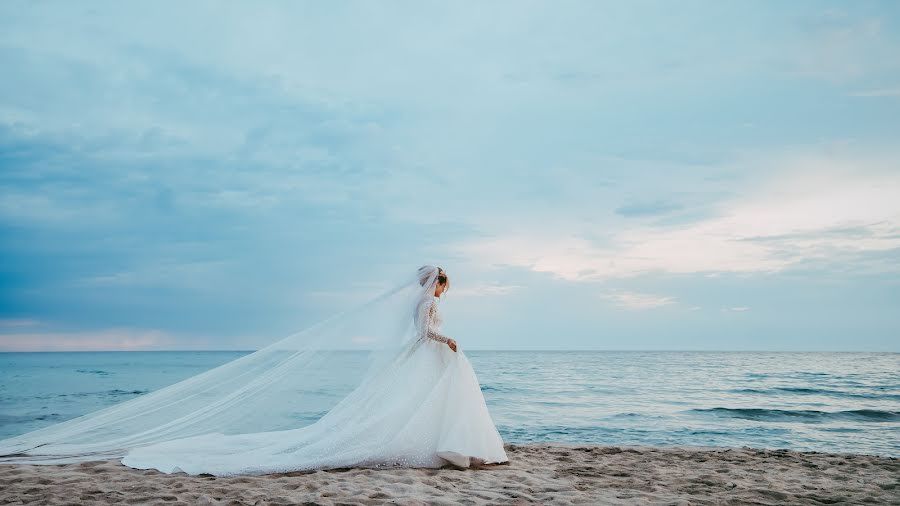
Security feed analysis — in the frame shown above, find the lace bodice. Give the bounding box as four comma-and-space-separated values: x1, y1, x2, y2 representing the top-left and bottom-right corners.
415, 296, 450, 344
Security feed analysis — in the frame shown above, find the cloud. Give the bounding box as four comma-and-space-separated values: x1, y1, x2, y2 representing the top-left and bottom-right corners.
0, 318, 39, 327
600, 290, 676, 310
450, 283, 522, 297
785, 9, 897, 84
728, 306, 750, 312
76, 260, 235, 293
615, 200, 684, 218
0, 328, 209, 351
454, 146, 900, 281
1, 2, 899, 352
848, 87, 900, 97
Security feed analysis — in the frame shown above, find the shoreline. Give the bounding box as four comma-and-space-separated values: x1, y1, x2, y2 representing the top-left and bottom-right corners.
2, 443, 897, 505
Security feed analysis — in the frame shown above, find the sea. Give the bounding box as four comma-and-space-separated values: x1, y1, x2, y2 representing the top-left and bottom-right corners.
1, 351, 897, 457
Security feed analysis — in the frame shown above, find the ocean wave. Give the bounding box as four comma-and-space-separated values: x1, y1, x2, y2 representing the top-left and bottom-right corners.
0, 413, 72, 427
75, 369, 111, 376
690, 407, 900, 423
731, 387, 900, 401
68, 389, 150, 398
480, 384, 527, 394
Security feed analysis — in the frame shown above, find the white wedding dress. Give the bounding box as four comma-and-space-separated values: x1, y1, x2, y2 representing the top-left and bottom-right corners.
120, 293, 509, 476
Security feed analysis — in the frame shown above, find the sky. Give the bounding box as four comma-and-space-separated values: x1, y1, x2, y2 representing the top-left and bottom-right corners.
1, 1, 899, 352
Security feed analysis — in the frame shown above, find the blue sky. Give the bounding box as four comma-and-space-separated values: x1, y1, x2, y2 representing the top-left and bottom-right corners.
1, 1, 898, 351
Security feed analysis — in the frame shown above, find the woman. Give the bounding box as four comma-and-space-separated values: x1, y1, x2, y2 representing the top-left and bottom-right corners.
0, 265, 508, 475
0, 266, 508, 476
121, 265, 508, 475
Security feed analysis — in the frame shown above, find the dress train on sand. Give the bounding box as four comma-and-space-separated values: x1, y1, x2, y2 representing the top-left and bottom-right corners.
122, 296, 508, 476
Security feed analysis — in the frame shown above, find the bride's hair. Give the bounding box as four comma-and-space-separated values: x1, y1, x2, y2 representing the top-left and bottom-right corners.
437, 268, 450, 292
418, 265, 450, 292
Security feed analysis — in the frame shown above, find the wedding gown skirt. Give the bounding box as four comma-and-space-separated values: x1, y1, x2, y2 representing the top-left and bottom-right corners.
121, 339, 508, 476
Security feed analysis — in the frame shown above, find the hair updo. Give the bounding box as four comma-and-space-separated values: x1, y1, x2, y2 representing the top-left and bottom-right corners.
418, 265, 450, 292
436, 268, 449, 291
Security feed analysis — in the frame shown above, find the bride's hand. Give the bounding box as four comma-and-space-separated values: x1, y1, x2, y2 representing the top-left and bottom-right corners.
447, 339, 457, 352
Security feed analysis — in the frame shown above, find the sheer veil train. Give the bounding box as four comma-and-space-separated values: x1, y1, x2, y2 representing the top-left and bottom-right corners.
0, 265, 509, 475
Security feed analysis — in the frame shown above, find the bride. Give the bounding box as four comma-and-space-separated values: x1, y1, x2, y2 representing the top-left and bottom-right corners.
0, 265, 509, 475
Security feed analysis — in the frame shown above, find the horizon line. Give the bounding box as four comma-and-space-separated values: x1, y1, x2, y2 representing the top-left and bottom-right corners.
0, 349, 897, 354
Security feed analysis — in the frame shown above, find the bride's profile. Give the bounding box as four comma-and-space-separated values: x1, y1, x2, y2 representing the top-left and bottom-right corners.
0, 265, 509, 476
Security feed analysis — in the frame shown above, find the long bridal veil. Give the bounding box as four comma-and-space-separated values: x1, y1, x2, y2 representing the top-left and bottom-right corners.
0, 265, 447, 465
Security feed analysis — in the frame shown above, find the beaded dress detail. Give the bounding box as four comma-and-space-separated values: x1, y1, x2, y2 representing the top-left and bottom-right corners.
416, 296, 450, 344
121, 293, 509, 475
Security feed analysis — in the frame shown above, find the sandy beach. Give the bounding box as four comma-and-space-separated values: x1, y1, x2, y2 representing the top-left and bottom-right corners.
1, 443, 897, 505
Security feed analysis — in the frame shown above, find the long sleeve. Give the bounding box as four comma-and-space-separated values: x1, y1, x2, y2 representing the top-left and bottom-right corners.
415, 298, 450, 344
425, 302, 450, 344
